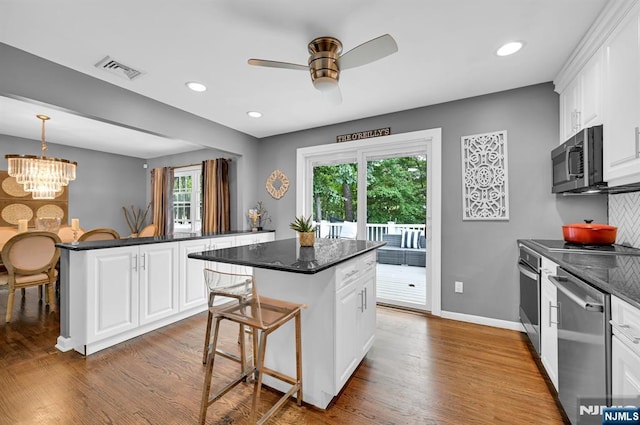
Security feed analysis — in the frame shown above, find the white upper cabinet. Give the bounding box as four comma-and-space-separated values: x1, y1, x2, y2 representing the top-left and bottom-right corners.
559, 49, 603, 143
603, 6, 640, 186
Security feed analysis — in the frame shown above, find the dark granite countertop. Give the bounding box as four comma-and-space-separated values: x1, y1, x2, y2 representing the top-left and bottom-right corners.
56, 230, 275, 251
188, 238, 386, 275
519, 239, 640, 310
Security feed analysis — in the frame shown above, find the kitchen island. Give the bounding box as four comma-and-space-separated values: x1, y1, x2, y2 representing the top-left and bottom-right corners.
55, 231, 274, 356
188, 237, 385, 409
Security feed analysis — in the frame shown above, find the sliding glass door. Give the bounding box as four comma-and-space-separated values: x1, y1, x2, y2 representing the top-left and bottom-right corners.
298, 131, 438, 313
364, 154, 428, 310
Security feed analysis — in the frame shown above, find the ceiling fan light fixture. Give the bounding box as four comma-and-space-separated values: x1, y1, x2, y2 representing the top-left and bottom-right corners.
185, 81, 207, 92
312, 76, 339, 92
496, 41, 524, 56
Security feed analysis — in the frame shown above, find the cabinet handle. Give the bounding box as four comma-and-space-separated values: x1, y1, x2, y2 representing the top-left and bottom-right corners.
133, 254, 138, 272
549, 302, 558, 325
363, 286, 368, 310
635, 127, 640, 159
610, 320, 640, 344
141, 253, 146, 270
575, 110, 581, 131
359, 290, 364, 312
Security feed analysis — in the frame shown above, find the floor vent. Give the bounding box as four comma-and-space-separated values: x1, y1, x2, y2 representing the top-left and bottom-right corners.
94, 56, 144, 81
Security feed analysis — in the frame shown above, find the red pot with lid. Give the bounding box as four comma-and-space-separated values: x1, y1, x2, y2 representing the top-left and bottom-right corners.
562, 220, 617, 245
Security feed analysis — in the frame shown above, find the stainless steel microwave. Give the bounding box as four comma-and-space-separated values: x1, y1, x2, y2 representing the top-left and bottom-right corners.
551, 125, 605, 194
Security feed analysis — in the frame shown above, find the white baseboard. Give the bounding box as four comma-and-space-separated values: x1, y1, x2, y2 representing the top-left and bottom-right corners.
440, 310, 524, 332
55, 336, 74, 352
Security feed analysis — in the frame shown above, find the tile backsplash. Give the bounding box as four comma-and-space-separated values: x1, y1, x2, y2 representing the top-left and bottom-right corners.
609, 192, 640, 248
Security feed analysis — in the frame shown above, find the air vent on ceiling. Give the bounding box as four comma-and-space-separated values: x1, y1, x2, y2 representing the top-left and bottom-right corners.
94, 56, 144, 81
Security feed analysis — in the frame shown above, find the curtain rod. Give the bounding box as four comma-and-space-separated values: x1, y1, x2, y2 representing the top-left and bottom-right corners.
169, 158, 233, 170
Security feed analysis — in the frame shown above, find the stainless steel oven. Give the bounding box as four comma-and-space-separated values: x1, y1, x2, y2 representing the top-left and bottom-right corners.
518, 244, 541, 353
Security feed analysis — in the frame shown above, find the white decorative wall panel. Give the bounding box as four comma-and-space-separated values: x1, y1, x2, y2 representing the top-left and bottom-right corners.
609, 192, 640, 248
461, 130, 509, 220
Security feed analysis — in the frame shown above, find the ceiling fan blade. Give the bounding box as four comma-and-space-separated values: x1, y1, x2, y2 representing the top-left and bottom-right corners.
247, 58, 308, 71
337, 34, 398, 70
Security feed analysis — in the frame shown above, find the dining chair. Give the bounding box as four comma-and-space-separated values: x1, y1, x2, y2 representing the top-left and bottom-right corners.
138, 223, 157, 237
199, 268, 305, 425
78, 227, 120, 241
0, 231, 61, 322
57, 224, 86, 243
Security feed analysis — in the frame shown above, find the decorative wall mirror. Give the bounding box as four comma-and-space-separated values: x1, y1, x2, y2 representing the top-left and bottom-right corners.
265, 169, 289, 200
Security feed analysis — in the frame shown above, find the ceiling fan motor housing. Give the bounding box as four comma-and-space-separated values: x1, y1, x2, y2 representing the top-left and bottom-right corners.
308, 37, 342, 88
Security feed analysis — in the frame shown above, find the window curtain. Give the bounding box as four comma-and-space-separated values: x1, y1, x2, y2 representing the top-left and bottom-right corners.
150, 167, 174, 236
202, 158, 230, 233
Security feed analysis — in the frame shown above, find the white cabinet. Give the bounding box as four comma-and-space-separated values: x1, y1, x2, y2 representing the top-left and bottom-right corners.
611, 296, 640, 403
540, 257, 559, 390
179, 236, 234, 311
85, 246, 140, 344
559, 50, 603, 142
603, 5, 640, 186
139, 243, 179, 325
86, 244, 180, 339
334, 251, 376, 391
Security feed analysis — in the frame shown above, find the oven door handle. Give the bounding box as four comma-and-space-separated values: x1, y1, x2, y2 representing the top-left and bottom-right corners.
517, 262, 538, 280
549, 275, 603, 312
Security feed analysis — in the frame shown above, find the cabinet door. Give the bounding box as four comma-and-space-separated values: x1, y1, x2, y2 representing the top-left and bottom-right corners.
561, 77, 581, 141
540, 262, 558, 391
335, 282, 359, 390
86, 247, 139, 343
179, 239, 210, 311
612, 336, 640, 403
139, 243, 179, 325
359, 273, 376, 356
581, 49, 603, 129
604, 10, 640, 185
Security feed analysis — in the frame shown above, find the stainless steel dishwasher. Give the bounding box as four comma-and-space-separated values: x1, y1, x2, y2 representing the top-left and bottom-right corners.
549, 268, 611, 425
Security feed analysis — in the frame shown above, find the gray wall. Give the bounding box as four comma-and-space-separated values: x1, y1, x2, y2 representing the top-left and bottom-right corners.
0, 134, 146, 236
257, 82, 608, 322
0, 43, 260, 227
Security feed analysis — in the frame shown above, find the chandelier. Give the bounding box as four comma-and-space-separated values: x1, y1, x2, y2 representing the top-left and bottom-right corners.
5, 114, 77, 199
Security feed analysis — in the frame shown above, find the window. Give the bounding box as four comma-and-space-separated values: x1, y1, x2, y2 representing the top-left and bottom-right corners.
173, 165, 201, 232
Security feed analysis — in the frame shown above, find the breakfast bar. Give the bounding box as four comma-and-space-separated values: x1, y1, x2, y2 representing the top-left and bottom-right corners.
188, 237, 384, 409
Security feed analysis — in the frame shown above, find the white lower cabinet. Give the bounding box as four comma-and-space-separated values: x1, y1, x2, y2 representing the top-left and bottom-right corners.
540, 257, 559, 390
71, 232, 275, 355
334, 252, 376, 391
611, 295, 640, 403
178, 236, 234, 311
85, 246, 140, 344
139, 243, 179, 325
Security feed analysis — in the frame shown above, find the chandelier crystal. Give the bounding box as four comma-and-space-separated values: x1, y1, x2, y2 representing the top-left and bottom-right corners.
5, 114, 77, 199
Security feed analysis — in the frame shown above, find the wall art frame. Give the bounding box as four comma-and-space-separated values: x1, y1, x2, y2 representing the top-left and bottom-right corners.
460, 130, 509, 221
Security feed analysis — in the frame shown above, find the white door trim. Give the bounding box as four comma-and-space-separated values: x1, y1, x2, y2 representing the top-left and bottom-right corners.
296, 128, 442, 315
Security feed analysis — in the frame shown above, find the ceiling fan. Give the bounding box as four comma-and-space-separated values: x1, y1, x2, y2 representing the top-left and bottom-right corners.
248, 34, 398, 104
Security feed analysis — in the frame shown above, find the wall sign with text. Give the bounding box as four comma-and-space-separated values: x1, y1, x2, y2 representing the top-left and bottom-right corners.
336, 127, 390, 143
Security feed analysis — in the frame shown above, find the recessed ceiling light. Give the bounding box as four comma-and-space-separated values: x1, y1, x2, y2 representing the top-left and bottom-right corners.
496, 41, 524, 57
185, 81, 207, 92
247, 111, 262, 118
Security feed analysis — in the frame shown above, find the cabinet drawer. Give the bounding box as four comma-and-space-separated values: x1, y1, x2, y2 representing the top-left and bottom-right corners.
336, 258, 360, 291
360, 252, 376, 272
611, 296, 640, 353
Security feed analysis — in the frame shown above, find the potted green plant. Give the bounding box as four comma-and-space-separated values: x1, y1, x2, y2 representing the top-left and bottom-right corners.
289, 215, 317, 247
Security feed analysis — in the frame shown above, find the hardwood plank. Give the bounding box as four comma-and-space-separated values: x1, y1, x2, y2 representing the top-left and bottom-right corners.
0, 288, 566, 424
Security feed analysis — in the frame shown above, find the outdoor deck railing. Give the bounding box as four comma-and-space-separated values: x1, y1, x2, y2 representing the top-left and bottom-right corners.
314, 221, 425, 241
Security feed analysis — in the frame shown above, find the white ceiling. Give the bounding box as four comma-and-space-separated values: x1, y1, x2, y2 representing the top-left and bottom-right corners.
0, 0, 608, 157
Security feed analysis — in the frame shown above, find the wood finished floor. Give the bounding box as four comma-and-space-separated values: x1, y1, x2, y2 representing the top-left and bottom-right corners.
0, 287, 567, 424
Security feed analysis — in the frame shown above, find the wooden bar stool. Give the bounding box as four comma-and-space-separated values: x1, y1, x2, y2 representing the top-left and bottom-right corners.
199, 268, 305, 425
